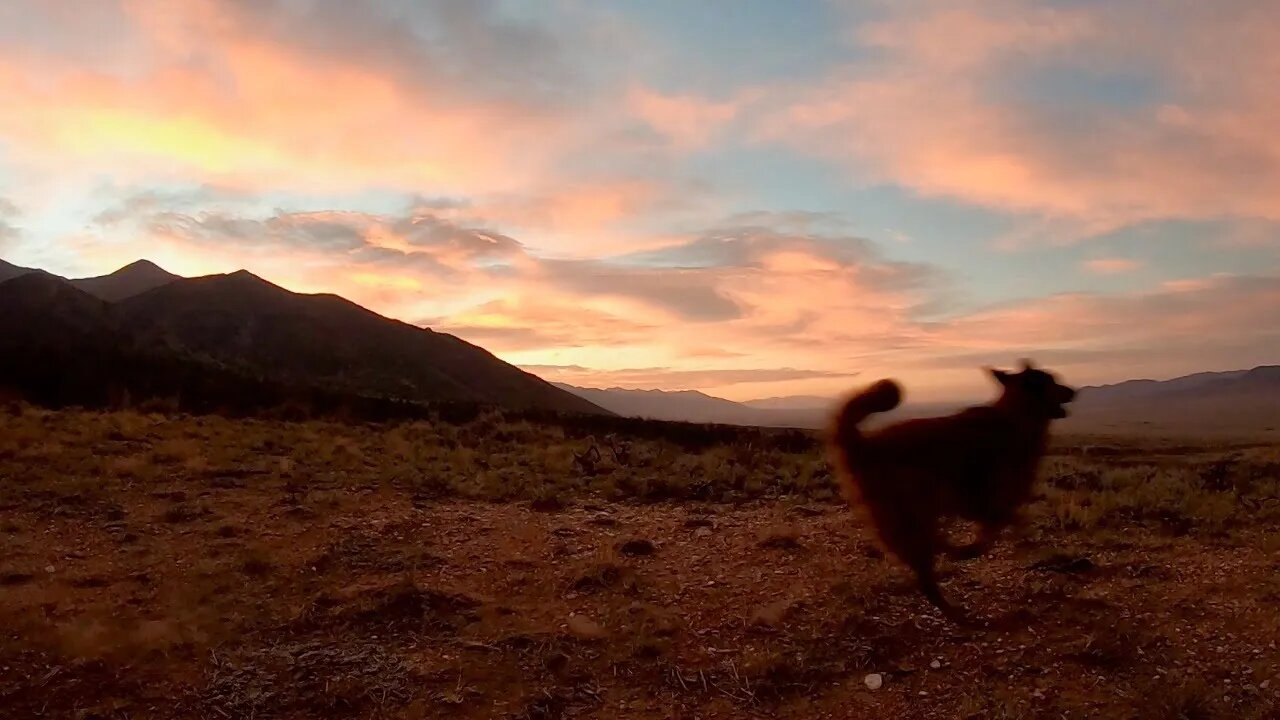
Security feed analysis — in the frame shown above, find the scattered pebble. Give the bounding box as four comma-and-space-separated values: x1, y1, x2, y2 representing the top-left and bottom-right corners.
694, 527, 712, 538
44, 565, 55, 574
864, 673, 883, 691
930, 659, 942, 669
619, 538, 656, 556
566, 615, 607, 640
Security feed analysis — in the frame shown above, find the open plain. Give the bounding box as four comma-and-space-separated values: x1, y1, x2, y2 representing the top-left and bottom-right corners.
2, 406, 1279, 719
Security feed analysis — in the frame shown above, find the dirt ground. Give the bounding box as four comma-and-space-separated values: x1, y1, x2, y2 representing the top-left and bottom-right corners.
2, 409, 1279, 719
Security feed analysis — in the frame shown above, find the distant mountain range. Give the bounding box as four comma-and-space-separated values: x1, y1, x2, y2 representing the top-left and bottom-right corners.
1, 258, 178, 300
2, 256, 1275, 434
558, 367, 1280, 436
553, 383, 963, 430
551, 383, 823, 428
1062, 365, 1280, 435
0, 259, 606, 417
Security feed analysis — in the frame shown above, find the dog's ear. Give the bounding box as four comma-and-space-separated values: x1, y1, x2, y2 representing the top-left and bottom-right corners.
987, 366, 1012, 386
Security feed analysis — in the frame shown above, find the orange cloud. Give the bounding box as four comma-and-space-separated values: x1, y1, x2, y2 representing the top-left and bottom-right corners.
627, 86, 742, 150
466, 181, 675, 242
1083, 258, 1142, 275
757, 0, 1280, 232
0, 3, 567, 195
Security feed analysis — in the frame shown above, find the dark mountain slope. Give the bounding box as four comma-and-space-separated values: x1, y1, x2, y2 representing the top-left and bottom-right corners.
1065, 366, 1280, 435
554, 384, 761, 425
0, 273, 161, 408
0, 258, 39, 283
71, 259, 179, 302
117, 271, 605, 414
0, 271, 117, 337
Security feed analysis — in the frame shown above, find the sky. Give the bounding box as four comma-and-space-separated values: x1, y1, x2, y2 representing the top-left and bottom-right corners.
1, 0, 1278, 402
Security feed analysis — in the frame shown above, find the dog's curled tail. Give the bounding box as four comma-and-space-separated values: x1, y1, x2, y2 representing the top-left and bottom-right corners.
831, 379, 901, 449
828, 379, 901, 503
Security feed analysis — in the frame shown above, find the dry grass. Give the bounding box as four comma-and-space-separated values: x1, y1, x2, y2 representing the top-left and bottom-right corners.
0, 405, 1278, 719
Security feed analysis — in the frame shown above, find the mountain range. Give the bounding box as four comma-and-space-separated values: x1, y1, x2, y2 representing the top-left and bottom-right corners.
557, 367, 1280, 436
2, 257, 1275, 434
0, 259, 605, 417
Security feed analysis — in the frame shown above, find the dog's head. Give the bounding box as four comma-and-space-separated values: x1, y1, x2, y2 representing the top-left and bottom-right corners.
988, 359, 1076, 419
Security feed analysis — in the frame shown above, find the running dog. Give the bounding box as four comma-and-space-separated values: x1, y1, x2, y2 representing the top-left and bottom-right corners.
827, 360, 1076, 624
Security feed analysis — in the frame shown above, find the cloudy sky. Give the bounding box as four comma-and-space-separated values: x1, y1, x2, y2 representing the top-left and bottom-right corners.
1, 0, 1278, 401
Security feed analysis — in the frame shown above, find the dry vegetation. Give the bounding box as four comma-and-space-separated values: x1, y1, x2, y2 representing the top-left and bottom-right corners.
2, 404, 1279, 719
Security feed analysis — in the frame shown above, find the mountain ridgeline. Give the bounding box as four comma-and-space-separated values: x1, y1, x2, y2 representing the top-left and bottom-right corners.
0, 259, 606, 419
2, 258, 1275, 434
557, 368, 1280, 436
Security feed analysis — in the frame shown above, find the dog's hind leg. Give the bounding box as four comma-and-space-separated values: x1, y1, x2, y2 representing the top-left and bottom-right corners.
905, 547, 975, 626
896, 527, 972, 622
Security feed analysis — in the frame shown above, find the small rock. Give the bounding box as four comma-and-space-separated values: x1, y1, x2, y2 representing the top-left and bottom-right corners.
694, 527, 712, 538
1260, 680, 1270, 690
930, 659, 942, 669
750, 600, 795, 628
44, 565, 55, 574
619, 538, 656, 556
864, 673, 883, 691
566, 615, 607, 640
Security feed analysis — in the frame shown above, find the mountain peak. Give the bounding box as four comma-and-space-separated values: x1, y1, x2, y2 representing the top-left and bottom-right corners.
116, 259, 171, 275
70, 259, 181, 302
216, 269, 286, 292
226, 268, 269, 282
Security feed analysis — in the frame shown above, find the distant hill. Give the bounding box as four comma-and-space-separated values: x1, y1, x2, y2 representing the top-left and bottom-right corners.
0, 258, 177, 301
554, 384, 854, 428
0, 271, 119, 343
70, 259, 179, 302
117, 270, 602, 413
1075, 369, 1251, 402
554, 384, 787, 426
0, 260, 607, 417
1065, 366, 1280, 436
559, 366, 1280, 436
741, 395, 835, 412
0, 272, 218, 409
0, 258, 40, 283
555, 383, 987, 430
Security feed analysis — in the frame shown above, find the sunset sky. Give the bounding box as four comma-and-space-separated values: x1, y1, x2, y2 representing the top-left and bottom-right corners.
2, 0, 1278, 401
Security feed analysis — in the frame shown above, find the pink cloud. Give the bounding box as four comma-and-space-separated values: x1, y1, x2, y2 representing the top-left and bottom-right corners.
0, 1, 740, 266
757, 0, 1280, 232
626, 86, 743, 150
1083, 258, 1142, 275
0, 1, 579, 196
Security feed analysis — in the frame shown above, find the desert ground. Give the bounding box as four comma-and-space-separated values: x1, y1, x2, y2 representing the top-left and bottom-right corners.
2, 405, 1279, 719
